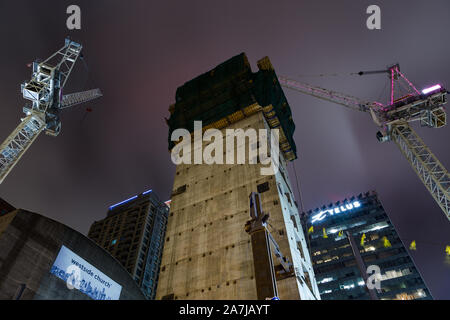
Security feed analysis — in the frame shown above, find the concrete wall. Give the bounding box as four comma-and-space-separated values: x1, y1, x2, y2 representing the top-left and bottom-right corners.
156, 111, 319, 300
0, 209, 145, 300
0, 210, 17, 238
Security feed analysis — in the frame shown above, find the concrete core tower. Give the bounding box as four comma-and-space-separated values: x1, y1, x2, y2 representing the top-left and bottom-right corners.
156, 54, 320, 300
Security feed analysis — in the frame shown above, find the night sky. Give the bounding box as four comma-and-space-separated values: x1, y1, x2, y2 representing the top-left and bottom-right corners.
0, 0, 448, 299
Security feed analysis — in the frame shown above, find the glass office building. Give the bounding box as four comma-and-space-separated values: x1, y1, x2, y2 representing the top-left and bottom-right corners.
301, 190, 432, 300
88, 189, 169, 299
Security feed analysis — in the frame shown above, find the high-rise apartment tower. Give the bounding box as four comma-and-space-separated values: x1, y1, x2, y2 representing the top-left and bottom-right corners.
88, 189, 169, 299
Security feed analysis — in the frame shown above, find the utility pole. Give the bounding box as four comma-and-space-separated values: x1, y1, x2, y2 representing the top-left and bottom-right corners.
245, 192, 295, 299
245, 192, 278, 299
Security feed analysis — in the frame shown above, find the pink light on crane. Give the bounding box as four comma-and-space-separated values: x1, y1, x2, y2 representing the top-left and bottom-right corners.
390, 68, 394, 105
422, 84, 441, 94
396, 68, 420, 95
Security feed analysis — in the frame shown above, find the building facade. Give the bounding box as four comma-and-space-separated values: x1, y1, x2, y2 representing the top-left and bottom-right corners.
88, 189, 169, 299
0, 208, 145, 300
156, 54, 320, 300
301, 190, 432, 300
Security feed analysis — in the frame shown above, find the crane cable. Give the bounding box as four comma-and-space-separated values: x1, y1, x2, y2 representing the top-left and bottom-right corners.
296, 71, 386, 78
291, 160, 315, 260
296, 72, 355, 78
79, 54, 97, 123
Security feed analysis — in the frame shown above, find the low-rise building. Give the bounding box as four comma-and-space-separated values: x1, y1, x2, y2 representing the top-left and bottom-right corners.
0, 207, 145, 300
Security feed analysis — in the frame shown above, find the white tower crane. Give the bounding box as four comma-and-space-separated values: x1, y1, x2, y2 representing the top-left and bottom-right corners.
278, 64, 449, 221
0, 38, 102, 184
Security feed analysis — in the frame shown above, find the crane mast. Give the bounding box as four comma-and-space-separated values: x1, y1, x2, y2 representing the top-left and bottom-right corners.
0, 39, 102, 184
278, 65, 450, 221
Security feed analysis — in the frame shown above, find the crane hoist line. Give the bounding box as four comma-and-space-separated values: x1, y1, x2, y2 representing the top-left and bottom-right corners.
0, 38, 102, 184
278, 64, 450, 221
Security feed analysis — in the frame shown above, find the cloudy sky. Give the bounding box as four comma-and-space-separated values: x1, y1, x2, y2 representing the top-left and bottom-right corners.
0, 0, 448, 298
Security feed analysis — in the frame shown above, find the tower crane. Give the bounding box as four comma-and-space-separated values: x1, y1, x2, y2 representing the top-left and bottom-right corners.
0, 38, 102, 184
278, 64, 450, 221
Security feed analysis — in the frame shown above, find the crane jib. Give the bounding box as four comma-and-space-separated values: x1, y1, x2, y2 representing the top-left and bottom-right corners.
276, 74, 449, 221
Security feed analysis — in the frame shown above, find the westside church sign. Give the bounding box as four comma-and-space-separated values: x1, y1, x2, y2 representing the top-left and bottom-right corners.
50, 245, 122, 300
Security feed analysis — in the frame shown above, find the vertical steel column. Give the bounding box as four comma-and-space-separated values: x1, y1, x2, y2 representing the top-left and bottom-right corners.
246, 192, 278, 299
345, 231, 379, 300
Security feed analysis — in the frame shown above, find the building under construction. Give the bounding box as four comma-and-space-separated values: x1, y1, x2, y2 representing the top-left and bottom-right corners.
156, 54, 320, 300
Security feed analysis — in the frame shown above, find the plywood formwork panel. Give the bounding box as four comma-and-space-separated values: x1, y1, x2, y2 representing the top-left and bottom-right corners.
156, 112, 319, 300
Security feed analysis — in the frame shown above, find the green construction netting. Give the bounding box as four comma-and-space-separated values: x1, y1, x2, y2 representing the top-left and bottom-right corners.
167, 53, 297, 159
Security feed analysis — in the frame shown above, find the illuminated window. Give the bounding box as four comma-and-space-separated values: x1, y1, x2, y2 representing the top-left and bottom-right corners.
395, 293, 414, 300
380, 268, 412, 281
414, 289, 427, 299
366, 223, 389, 233
370, 234, 379, 241
323, 256, 339, 263
340, 283, 355, 290
318, 277, 334, 284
